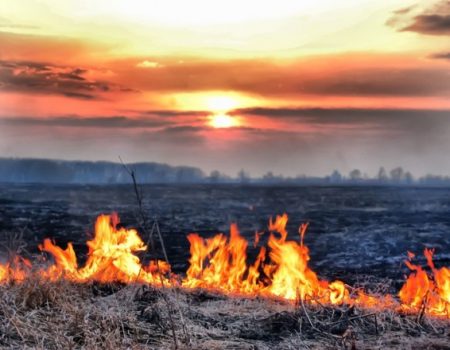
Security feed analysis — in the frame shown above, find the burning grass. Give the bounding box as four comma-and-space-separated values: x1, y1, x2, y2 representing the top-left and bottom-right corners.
0, 277, 448, 349
0, 212, 449, 348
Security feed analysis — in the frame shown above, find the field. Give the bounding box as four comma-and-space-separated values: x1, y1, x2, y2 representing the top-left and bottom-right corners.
1, 184, 450, 279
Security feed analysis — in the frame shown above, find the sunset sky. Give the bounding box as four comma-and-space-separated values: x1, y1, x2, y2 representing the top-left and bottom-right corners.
1, 0, 450, 176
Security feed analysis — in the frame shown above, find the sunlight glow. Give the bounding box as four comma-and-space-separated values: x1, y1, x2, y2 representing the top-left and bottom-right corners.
206, 96, 239, 112
209, 114, 239, 128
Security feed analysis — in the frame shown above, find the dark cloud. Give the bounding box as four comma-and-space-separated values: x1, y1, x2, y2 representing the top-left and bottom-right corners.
0, 116, 174, 128
389, 1, 450, 36
234, 107, 450, 133
4, 108, 450, 135
403, 15, 450, 35
160, 125, 207, 134
429, 51, 450, 60
234, 107, 450, 121
62, 92, 97, 100
132, 125, 208, 147
0, 60, 130, 99
120, 59, 450, 98
300, 68, 450, 97
143, 110, 210, 117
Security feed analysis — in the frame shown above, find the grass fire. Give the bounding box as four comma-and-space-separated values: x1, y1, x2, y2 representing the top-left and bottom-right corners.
0, 213, 448, 349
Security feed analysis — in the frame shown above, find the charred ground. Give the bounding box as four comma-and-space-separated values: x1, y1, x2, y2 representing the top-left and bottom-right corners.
1, 184, 449, 284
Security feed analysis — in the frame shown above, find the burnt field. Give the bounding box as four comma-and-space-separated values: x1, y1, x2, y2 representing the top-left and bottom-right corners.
1, 184, 450, 286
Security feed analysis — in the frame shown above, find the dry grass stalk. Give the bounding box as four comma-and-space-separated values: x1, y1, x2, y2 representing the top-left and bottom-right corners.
0, 275, 448, 349
120, 158, 191, 347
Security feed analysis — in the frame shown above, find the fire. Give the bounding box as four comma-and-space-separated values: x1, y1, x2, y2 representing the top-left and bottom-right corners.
182, 214, 349, 305
37, 214, 171, 284
0, 256, 31, 283
0, 213, 448, 319
399, 248, 450, 316
183, 223, 260, 294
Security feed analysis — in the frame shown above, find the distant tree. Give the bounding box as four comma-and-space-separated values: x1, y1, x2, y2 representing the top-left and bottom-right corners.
349, 169, 362, 181
377, 167, 388, 182
390, 167, 405, 183
209, 170, 222, 183
404, 171, 414, 185
263, 171, 274, 179
329, 170, 342, 183
238, 169, 250, 183
174, 167, 204, 183
262, 171, 275, 183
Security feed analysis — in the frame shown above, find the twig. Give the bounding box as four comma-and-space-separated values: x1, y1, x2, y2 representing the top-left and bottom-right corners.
134, 221, 156, 283
299, 298, 344, 340
416, 291, 429, 324
374, 314, 378, 335
157, 271, 179, 350
300, 298, 317, 331
119, 156, 191, 348
119, 157, 154, 247
155, 222, 191, 346
325, 312, 377, 327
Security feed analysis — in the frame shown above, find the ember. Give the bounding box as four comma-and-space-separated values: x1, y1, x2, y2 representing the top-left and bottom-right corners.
0, 213, 448, 319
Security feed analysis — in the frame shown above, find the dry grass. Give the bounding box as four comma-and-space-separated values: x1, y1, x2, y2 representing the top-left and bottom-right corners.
0, 276, 448, 350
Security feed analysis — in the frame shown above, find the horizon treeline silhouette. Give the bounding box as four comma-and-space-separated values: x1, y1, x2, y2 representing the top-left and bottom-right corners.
1, 158, 450, 186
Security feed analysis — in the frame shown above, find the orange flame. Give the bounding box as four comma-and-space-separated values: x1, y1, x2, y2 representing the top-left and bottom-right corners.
37, 214, 170, 284
0, 256, 31, 283
0, 213, 448, 319
399, 248, 450, 317
182, 214, 349, 305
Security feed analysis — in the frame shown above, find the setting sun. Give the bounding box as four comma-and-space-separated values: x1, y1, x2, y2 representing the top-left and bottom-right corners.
209, 113, 239, 128
206, 96, 239, 112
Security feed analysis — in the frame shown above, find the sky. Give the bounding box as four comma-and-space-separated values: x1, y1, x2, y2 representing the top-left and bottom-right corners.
0, 0, 450, 177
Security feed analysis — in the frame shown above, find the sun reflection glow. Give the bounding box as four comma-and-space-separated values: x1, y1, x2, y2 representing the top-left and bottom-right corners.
206, 96, 239, 112
209, 113, 238, 128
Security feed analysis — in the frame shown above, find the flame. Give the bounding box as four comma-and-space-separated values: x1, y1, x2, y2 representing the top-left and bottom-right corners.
0, 213, 448, 319
399, 248, 450, 317
183, 223, 254, 293
0, 256, 31, 283
181, 214, 349, 305
37, 214, 171, 284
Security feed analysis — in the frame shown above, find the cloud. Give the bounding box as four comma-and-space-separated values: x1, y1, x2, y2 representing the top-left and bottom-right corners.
429, 51, 450, 60
298, 68, 450, 97
234, 107, 450, 120
389, 1, 450, 36
234, 107, 450, 133
393, 6, 416, 16
403, 15, 450, 35
115, 57, 450, 98
142, 110, 210, 117
0, 115, 175, 128
0, 60, 132, 99
2, 30, 449, 100
0, 17, 39, 30
3, 107, 449, 137
160, 125, 207, 134
136, 60, 163, 68
0, 30, 107, 64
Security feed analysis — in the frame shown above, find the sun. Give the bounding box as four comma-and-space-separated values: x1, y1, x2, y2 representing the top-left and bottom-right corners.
204, 95, 241, 128
206, 96, 239, 112
209, 113, 238, 128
